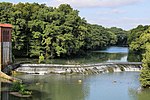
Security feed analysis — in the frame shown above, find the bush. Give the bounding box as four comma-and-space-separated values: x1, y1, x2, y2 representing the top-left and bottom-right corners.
11, 81, 32, 95
11, 81, 24, 92
38, 54, 45, 63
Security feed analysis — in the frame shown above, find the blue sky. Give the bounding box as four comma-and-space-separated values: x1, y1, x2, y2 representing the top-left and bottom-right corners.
1, 0, 150, 30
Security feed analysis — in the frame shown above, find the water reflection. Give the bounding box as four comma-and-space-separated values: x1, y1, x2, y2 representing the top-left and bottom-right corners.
15, 52, 128, 64
137, 89, 150, 100
107, 55, 127, 62
15, 46, 141, 64
0, 82, 1, 99
1, 46, 146, 100
0, 79, 11, 100
97, 46, 129, 53
1, 72, 150, 100
129, 88, 150, 100
16, 75, 89, 100
127, 52, 142, 62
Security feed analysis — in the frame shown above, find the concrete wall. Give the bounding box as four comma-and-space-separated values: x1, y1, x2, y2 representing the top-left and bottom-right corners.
2, 42, 12, 66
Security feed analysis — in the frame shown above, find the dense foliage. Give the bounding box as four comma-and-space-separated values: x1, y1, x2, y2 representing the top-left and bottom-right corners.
128, 25, 149, 45
129, 26, 150, 88
1, 2, 150, 89
107, 27, 128, 46
11, 81, 32, 95
140, 43, 150, 88
0, 2, 127, 59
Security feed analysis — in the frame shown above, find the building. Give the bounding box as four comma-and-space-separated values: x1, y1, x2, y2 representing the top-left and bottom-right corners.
0, 24, 12, 71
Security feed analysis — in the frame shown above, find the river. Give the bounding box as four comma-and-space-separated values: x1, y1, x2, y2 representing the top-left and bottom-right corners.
15, 46, 141, 64
0, 46, 150, 100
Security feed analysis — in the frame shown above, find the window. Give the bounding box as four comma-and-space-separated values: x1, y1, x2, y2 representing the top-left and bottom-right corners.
2, 29, 10, 42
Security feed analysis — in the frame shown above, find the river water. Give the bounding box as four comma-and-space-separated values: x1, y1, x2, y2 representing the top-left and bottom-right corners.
0, 46, 150, 100
1, 72, 150, 100
15, 46, 141, 64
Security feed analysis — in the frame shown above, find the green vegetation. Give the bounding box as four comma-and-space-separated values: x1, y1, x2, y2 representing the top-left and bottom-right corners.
11, 81, 32, 95
128, 25, 149, 45
0, 2, 127, 59
38, 54, 45, 63
108, 27, 128, 46
140, 44, 150, 88
1, 2, 150, 89
129, 26, 150, 88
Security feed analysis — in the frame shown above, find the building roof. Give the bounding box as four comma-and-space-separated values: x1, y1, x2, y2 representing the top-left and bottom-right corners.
0, 24, 12, 28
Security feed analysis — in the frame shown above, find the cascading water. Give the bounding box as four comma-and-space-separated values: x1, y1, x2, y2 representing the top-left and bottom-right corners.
15, 63, 142, 75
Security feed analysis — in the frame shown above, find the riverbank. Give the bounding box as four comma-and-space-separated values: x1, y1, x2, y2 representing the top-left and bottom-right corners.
0, 71, 16, 82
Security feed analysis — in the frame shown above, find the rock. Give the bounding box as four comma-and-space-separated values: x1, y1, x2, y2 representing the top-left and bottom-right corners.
113, 80, 117, 83
10, 92, 31, 98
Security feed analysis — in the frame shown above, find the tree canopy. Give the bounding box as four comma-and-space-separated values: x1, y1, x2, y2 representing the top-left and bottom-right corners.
129, 26, 150, 88
1, 2, 150, 88
0, 2, 127, 59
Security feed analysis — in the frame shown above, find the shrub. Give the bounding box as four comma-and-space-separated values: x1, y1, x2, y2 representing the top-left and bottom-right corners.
38, 54, 45, 63
11, 81, 32, 95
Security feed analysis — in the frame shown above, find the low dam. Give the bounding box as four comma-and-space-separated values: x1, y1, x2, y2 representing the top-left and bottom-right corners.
15, 62, 142, 75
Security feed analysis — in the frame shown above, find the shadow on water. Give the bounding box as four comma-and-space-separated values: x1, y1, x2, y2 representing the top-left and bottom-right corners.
129, 88, 150, 100
127, 52, 142, 62
1, 90, 49, 100
0, 82, 51, 100
14, 46, 141, 64
1, 75, 88, 100
137, 89, 150, 100
1, 72, 150, 100
15, 52, 128, 64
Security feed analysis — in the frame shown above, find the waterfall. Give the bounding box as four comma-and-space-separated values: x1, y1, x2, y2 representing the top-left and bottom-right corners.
15, 63, 142, 75
105, 64, 142, 73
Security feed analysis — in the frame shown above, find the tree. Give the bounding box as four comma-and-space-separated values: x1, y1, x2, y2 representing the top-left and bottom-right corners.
128, 25, 149, 44
129, 28, 150, 53
129, 26, 150, 88
107, 27, 127, 46
140, 43, 150, 88
28, 20, 48, 57
0, 2, 128, 59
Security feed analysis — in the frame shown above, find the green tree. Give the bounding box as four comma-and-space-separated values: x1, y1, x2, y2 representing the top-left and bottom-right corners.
28, 20, 48, 57
129, 27, 150, 88
129, 28, 150, 53
0, 2, 128, 59
128, 25, 149, 44
107, 27, 127, 46
140, 43, 150, 88
39, 54, 45, 63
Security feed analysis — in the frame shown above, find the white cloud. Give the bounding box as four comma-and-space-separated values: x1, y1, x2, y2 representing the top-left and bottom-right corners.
88, 17, 150, 30
111, 9, 126, 14
96, 9, 126, 15
52, 0, 142, 8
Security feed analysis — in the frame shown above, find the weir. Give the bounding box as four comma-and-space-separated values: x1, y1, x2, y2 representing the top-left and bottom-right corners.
15, 62, 142, 75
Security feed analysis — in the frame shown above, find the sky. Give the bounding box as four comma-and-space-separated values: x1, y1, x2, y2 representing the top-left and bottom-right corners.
1, 0, 150, 30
